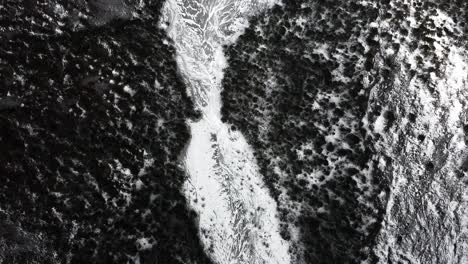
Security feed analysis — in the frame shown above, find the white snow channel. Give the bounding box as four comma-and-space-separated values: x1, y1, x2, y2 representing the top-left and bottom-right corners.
161, 0, 291, 264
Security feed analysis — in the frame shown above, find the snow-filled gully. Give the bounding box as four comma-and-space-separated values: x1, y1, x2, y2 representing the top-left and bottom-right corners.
161, 0, 291, 263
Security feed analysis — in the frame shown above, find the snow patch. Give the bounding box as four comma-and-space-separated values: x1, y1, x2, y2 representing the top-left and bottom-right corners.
123, 85, 136, 96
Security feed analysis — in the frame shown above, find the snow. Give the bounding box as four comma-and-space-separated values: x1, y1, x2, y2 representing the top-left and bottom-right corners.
123, 85, 136, 96
372, 7, 468, 262
161, 0, 290, 263
373, 113, 386, 134
134, 179, 144, 191
135, 237, 153, 251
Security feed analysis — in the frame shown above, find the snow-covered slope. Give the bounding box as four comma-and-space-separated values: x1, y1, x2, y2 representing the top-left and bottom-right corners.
367, 3, 468, 262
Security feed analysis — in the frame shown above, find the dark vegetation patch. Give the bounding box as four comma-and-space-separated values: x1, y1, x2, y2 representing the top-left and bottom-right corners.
222, 0, 468, 263
221, 1, 389, 263
0, 1, 211, 263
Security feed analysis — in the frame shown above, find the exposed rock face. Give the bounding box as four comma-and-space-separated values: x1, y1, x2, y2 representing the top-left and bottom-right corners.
221, 0, 468, 263
0, 1, 212, 263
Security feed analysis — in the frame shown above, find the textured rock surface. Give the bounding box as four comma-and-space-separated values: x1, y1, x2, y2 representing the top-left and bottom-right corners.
0, 1, 212, 263
368, 1, 468, 263
221, 0, 468, 263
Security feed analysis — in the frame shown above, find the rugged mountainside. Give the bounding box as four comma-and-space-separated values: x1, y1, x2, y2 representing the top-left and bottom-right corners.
3, 0, 468, 263
221, 0, 468, 263
0, 1, 211, 263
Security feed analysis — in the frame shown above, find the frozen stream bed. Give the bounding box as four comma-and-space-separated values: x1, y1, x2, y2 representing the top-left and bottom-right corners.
161, 0, 291, 263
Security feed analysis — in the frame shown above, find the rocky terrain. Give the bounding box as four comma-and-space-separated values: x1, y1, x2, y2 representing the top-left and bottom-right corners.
221, 0, 468, 263
0, 1, 212, 263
